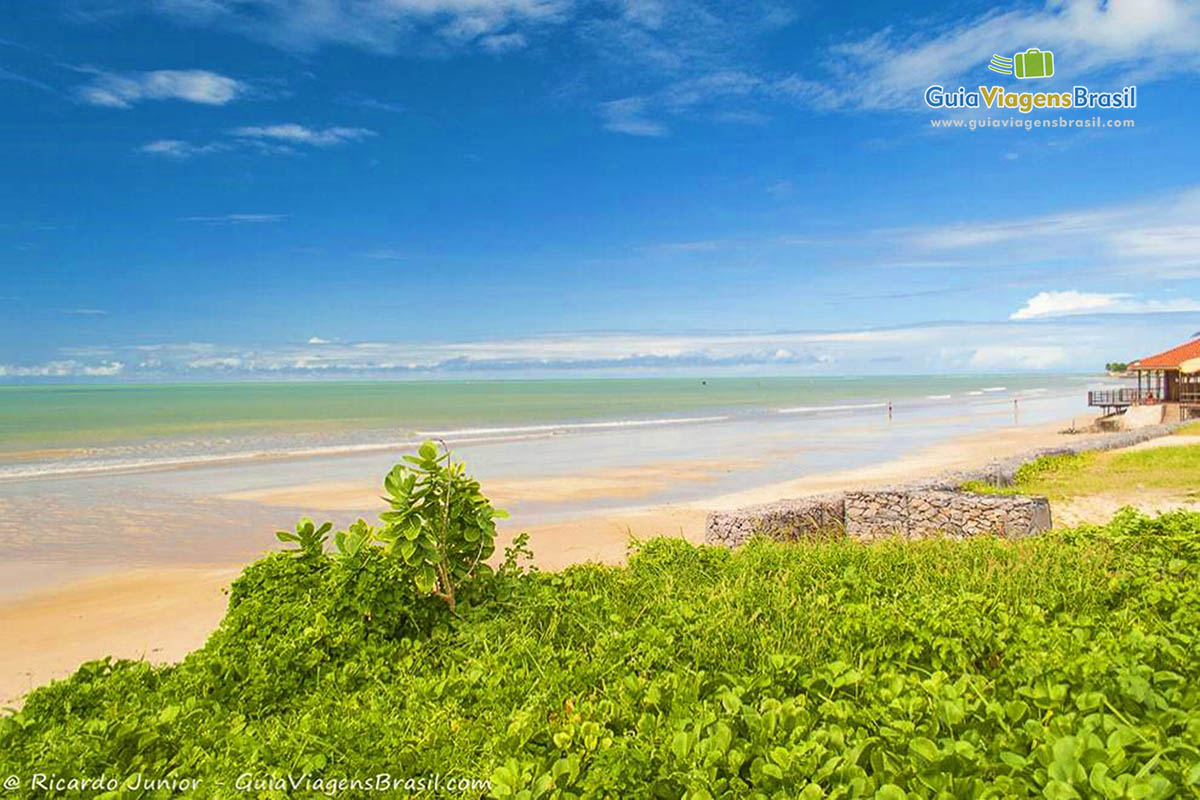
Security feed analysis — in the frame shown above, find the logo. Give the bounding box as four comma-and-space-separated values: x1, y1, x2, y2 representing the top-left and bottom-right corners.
988, 48, 1055, 79
923, 46, 1136, 114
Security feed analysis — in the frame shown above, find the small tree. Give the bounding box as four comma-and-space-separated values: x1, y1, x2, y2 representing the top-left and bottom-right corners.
273, 441, 508, 614
376, 440, 504, 613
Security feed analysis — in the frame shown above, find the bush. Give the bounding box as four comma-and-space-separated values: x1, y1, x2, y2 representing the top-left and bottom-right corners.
2, 445, 1198, 798
962, 453, 1090, 496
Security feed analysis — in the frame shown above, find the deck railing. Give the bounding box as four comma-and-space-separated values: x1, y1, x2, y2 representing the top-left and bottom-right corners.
1087, 387, 1141, 407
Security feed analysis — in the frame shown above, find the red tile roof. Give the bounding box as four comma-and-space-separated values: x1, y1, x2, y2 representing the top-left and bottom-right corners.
1128, 337, 1200, 370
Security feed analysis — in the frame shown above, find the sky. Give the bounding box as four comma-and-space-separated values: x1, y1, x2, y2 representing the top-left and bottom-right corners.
3, 0, 1200, 379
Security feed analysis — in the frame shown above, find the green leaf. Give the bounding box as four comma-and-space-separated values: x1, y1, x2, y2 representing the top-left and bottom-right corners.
908, 737, 938, 764
399, 540, 417, 562
414, 565, 437, 594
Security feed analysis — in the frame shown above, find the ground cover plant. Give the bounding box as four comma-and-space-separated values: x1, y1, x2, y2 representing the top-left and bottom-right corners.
2, 444, 1199, 799
962, 445, 1200, 501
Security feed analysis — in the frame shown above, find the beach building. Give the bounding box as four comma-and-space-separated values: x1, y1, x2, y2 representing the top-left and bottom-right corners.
1088, 335, 1200, 420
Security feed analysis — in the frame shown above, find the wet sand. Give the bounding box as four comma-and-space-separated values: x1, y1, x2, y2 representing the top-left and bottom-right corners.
221, 456, 770, 510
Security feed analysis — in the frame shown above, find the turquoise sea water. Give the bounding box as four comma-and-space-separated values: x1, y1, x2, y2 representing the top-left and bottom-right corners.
0, 373, 1120, 481
2, 374, 1097, 451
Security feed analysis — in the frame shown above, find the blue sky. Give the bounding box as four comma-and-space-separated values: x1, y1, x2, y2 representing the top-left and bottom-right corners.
3, 0, 1200, 378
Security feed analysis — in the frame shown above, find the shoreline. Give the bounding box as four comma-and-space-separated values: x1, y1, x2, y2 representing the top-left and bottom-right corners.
0, 376, 1108, 484
3, 412, 1183, 707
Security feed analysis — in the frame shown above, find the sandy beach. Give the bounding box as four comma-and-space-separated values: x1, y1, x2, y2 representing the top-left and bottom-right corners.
4, 414, 1156, 707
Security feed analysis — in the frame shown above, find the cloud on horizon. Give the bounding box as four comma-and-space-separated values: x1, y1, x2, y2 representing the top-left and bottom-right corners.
0, 359, 124, 377
1010, 290, 1200, 319
6, 315, 1200, 379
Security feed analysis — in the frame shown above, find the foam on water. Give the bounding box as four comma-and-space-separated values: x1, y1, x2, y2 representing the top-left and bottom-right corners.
776, 402, 888, 414
415, 415, 731, 439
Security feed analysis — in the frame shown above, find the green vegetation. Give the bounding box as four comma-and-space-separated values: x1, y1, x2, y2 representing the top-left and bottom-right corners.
1105, 362, 1129, 373
963, 446, 1200, 501
3, 446, 1200, 799
1175, 422, 1200, 436
277, 440, 504, 614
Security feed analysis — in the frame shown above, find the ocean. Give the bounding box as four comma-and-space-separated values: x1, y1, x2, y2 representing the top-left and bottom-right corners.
0, 374, 1113, 480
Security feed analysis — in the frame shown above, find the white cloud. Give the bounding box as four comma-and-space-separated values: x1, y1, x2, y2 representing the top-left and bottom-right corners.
1011, 291, 1127, 319
141, 126, 374, 160
140, 139, 230, 159
79, 69, 245, 108
968, 345, 1068, 370
1108, 225, 1200, 262
0, 360, 124, 377
59, 308, 108, 316
599, 98, 669, 137
595, 69, 815, 136
186, 356, 245, 369
153, 0, 569, 54
308, 336, 330, 344
479, 32, 527, 52
899, 185, 1200, 277
798, 0, 1200, 111
1011, 290, 1200, 319
230, 124, 376, 146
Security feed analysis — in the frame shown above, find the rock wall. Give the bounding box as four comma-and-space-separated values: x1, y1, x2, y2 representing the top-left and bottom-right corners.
707, 489, 1051, 547
706, 426, 1179, 548
706, 495, 845, 548
844, 490, 1050, 542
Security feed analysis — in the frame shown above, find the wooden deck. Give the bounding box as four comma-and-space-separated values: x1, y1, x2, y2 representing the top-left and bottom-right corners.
1087, 387, 1145, 413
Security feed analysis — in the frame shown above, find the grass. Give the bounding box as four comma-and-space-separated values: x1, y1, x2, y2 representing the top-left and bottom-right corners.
963, 445, 1200, 501
1174, 421, 1200, 436
2, 509, 1199, 798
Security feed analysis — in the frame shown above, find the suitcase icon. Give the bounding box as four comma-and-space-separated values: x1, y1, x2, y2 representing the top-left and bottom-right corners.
1014, 48, 1054, 79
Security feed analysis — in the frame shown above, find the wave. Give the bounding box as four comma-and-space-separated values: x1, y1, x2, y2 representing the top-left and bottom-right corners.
416, 415, 731, 439
776, 402, 887, 414
979, 386, 1008, 393
926, 394, 952, 400
0, 415, 735, 481
0, 439, 431, 482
